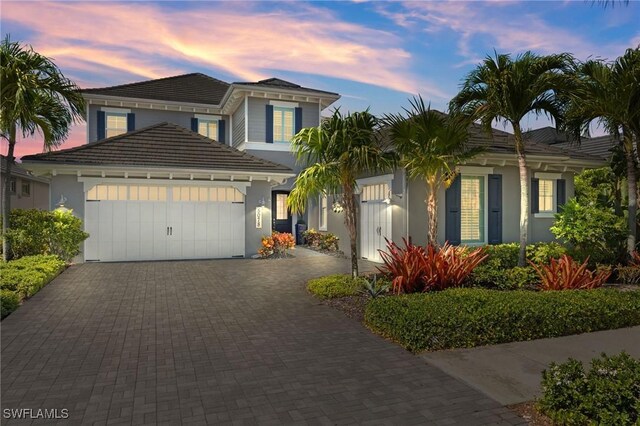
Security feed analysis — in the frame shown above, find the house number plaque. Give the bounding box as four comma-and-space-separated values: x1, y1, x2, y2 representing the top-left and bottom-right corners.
256, 206, 263, 229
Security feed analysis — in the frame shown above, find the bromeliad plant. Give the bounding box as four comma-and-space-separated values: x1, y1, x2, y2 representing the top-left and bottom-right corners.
258, 232, 295, 258
378, 238, 487, 294
530, 254, 611, 291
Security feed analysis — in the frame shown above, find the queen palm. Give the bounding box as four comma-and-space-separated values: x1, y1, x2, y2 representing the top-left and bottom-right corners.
563, 47, 640, 255
1, 36, 85, 260
383, 96, 481, 245
450, 51, 573, 266
287, 109, 398, 277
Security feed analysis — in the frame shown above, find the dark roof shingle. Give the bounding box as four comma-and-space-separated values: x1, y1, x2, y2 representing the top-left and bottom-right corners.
21, 123, 293, 174
82, 73, 230, 105
233, 77, 339, 96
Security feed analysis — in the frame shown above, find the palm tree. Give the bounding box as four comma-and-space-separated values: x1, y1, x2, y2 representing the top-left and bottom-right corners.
1, 36, 85, 260
450, 51, 574, 266
287, 109, 398, 277
383, 96, 482, 245
563, 47, 640, 255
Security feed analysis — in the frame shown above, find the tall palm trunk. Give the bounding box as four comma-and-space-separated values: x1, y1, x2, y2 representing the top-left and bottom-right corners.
623, 130, 637, 255
426, 179, 438, 246
513, 123, 528, 266
343, 181, 359, 278
2, 126, 16, 261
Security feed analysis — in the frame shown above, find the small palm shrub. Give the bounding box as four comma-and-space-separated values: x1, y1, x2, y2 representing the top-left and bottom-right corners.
531, 255, 610, 291
538, 352, 640, 425
360, 275, 391, 299
258, 232, 295, 258
378, 239, 487, 294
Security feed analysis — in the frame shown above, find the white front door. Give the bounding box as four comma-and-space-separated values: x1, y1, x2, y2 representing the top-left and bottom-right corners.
84, 184, 245, 262
360, 182, 392, 263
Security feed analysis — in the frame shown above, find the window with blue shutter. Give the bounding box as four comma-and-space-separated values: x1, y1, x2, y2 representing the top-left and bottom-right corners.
294, 107, 302, 134
218, 120, 226, 144
97, 110, 106, 140
557, 179, 566, 210
191, 117, 198, 132
531, 178, 540, 214
488, 174, 502, 244
265, 105, 274, 143
445, 176, 461, 245
126, 113, 135, 132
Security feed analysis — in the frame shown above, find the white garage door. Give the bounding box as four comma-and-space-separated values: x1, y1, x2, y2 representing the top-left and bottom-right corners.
84, 184, 245, 262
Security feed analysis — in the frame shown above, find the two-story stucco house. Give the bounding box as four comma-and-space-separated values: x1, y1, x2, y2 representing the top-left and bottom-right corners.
22, 73, 339, 262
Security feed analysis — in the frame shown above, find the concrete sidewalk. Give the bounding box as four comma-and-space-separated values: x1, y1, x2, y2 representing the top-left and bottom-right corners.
421, 326, 640, 405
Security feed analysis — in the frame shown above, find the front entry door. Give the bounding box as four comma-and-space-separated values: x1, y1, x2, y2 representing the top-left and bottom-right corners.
272, 191, 292, 233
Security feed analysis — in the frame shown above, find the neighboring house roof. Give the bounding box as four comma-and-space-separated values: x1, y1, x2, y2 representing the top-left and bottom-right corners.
232, 77, 340, 96
523, 126, 570, 144
81, 73, 231, 105
554, 135, 619, 160
21, 122, 293, 174
1, 155, 50, 183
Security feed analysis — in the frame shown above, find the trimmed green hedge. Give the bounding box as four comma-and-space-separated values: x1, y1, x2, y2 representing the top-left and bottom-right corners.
307, 274, 365, 299
0, 255, 66, 319
365, 288, 640, 352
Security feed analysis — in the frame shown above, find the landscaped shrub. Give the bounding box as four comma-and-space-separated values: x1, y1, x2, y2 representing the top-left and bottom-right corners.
467, 243, 565, 290
0, 255, 66, 298
302, 229, 340, 251
551, 198, 626, 265
616, 266, 640, 285
538, 352, 640, 425
378, 239, 486, 294
360, 275, 391, 299
2, 209, 88, 261
258, 232, 296, 258
307, 274, 365, 299
531, 255, 610, 291
1, 290, 20, 319
364, 288, 640, 352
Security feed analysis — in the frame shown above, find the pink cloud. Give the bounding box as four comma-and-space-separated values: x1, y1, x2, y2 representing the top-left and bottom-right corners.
3, 2, 445, 97
1, 123, 86, 160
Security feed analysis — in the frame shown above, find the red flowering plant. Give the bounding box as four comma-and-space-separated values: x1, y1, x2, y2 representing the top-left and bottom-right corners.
258, 232, 296, 258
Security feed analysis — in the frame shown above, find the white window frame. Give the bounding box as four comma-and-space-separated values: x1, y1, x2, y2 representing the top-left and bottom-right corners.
319, 194, 328, 231
102, 107, 130, 139
270, 101, 297, 144
534, 172, 561, 218
460, 173, 489, 246
21, 181, 31, 197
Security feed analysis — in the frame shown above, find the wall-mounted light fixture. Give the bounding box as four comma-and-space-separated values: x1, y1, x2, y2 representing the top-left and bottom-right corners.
258, 196, 266, 207
332, 201, 344, 213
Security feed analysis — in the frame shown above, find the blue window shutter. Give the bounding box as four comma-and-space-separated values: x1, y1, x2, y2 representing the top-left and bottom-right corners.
557, 179, 566, 210
445, 176, 461, 245
126, 113, 135, 132
294, 107, 303, 134
531, 178, 540, 214
218, 120, 226, 144
97, 111, 106, 140
191, 117, 198, 132
265, 105, 274, 143
488, 174, 502, 244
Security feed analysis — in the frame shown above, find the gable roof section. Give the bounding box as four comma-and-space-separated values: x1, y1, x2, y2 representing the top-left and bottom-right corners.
82, 73, 230, 105
523, 126, 569, 144
232, 77, 340, 96
21, 123, 292, 174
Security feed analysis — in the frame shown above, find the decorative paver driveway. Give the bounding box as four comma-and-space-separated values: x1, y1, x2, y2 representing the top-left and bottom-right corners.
2, 256, 523, 425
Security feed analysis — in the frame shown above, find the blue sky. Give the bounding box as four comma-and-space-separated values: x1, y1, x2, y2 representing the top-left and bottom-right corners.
2, 0, 639, 157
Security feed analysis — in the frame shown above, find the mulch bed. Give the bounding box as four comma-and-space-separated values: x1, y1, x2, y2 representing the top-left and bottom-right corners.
508, 402, 553, 426
321, 294, 369, 322
300, 245, 347, 258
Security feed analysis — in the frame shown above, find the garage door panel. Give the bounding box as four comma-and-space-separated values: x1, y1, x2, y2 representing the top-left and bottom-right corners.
85, 184, 245, 261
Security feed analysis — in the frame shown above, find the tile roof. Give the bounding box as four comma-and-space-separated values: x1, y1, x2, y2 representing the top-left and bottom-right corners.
523, 126, 569, 144
554, 135, 619, 160
1, 155, 50, 182
21, 123, 293, 174
82, 73, 231, 105
232, 78, 340, 96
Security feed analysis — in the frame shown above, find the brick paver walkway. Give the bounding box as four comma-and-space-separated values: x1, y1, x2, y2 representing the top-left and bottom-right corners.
1, 257, 524, 425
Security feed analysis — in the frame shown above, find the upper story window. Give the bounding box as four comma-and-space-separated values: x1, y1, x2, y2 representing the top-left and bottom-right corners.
106, 112, 128, 138
192, 115, 225, 144
98, 108, 132, 140
273, 107, 295, 143
21, 182, 31, 197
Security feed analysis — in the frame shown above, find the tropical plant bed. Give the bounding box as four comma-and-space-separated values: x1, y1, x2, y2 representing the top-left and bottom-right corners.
300, 245, 346, 258
364, 288, 640, 352
0, 255, 67, 319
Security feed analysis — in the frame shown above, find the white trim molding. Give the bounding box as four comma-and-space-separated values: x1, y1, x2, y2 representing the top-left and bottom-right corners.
78, 177, 250, 195
355, 174, 394, 193
268, 100, 299, 108
100, 107, 131, 114
534, 172, 563, 180
194, 114, 221, 121
457, 166, 494, 175
244, 142, 292, 152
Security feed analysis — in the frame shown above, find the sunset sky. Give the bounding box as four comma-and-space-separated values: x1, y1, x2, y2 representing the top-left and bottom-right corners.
2, 0, 639, 159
